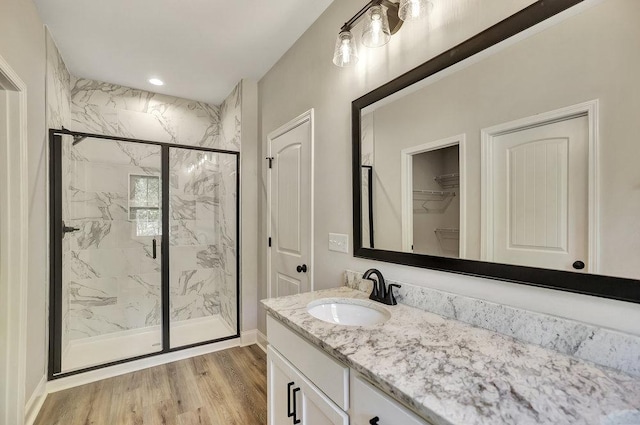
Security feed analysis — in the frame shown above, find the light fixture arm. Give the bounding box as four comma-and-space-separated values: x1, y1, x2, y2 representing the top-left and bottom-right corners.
340, 0, 403, 35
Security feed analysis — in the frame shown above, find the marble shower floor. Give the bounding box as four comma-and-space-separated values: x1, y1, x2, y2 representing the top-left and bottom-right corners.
63, 314, 236, 372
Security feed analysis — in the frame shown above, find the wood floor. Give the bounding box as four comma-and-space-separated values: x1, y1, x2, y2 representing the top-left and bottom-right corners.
34, 345, 267, 425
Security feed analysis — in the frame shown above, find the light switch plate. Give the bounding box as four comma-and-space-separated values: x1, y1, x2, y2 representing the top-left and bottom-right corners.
328, 233, 349, 253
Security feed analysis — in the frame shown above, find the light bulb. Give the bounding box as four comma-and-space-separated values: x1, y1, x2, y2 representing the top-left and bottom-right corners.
362, 5, 391, 48
333, 30, 359, 67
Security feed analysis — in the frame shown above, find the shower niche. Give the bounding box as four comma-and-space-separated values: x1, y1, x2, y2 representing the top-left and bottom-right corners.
49, 130, 240, 377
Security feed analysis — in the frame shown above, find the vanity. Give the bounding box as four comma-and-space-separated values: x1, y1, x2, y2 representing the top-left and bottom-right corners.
262, 284, 640, 425
264, 288, 439, 425
263, 0, 640, 423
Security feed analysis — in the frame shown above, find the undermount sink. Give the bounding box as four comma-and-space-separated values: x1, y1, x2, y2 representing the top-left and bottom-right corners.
307, 298, 391, 326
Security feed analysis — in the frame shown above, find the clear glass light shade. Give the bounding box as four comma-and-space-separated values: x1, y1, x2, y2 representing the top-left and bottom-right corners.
398, 0, 433, 21
361, 5, 391, 48
333, 30, 359, 67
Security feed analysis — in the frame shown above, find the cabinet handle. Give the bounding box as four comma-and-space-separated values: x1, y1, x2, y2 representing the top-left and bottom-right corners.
292, 387, 301, 424
369, 417, 380, 425
287, 382, 295, 418
152, 238, 157, 259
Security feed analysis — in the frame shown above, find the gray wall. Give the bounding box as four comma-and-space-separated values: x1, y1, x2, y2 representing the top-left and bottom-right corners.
0, 0, 48, 402
240, 80, 259, 333
257, 0, 640, 336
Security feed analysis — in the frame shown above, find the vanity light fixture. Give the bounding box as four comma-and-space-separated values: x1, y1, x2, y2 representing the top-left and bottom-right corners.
398, 0, 433, 21
333, 30, 359, 67
148, 78, 164, 86
362, 5, 391, 48
333, 0, 431, 67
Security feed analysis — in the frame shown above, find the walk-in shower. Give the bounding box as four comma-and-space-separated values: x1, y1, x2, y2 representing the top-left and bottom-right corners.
49, 129, 240, 378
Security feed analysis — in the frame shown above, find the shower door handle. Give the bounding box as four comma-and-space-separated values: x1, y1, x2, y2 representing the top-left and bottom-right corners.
152, 238, 157, 259
62, 221, 80, 234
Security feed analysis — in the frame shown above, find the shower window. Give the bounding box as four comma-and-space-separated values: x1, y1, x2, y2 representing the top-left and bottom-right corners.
129, 174, 161, 236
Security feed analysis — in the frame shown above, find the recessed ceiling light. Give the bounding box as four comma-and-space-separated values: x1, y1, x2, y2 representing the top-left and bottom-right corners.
148, 78, 164, 86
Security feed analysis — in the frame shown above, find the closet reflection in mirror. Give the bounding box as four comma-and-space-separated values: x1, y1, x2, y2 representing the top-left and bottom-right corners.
359, 0, 640, 280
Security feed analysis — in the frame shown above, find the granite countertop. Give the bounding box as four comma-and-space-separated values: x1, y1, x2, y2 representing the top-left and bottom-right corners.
262, 287, 640, 425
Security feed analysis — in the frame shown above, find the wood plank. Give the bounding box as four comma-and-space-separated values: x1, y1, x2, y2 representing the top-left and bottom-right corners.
33, 345, 267, 425
176, 407, 213, 425
166, 358, 204, 414
142, 399, 178, 425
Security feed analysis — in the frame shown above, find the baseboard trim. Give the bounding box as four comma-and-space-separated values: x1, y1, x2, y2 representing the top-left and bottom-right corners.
256, 330, 267, 353
24, 375, 47, 425
240, 329, 258, 346
47, 337, 240, 393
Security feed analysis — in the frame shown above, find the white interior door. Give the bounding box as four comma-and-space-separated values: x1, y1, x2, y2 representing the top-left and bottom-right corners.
268, 111, 313, 298
489, 115, 589, 271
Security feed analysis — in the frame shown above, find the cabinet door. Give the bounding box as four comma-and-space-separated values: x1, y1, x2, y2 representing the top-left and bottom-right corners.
268, 346, 348, 425
268, 346, 296, 425
300, 379, 349, 425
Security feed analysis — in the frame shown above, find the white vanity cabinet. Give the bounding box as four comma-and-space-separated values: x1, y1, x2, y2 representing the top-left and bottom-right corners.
267, 315, 432, 425
268, 346, 349, 425
350, 374, 430, 425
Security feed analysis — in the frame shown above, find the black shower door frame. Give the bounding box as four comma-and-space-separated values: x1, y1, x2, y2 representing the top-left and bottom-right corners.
48, 128, 241, 380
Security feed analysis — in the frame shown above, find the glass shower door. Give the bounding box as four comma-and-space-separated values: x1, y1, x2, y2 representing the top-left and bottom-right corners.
168, 147, 239, 349
55, 135, 164, 374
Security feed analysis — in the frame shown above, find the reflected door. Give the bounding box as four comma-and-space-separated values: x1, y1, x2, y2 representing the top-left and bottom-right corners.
489, 116, 589, 271
54, 135, 163, 374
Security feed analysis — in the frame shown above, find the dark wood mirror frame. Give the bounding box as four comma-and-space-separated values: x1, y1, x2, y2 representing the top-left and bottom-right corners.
352, 0, 640, 304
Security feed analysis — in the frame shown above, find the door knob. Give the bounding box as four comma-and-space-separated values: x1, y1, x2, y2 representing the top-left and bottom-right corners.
296, 264, 307, 273
573, 260, 585, 270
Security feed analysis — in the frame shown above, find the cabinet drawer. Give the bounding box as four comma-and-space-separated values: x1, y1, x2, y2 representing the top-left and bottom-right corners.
267, 315, 349, 410
350, 374, 431, 425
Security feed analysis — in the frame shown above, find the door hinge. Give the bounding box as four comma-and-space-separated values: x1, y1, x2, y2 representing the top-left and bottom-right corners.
265, 156, 274, 169
268, 237, 272, 247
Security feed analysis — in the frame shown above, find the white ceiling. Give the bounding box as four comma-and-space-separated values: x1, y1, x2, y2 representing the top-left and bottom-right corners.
35, 0, 334, 104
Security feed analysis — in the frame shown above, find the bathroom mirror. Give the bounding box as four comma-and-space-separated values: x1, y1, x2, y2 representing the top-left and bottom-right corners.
353, 0, 640, 303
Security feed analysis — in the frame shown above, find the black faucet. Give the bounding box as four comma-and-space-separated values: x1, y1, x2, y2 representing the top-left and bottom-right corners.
362, 269, 401, 305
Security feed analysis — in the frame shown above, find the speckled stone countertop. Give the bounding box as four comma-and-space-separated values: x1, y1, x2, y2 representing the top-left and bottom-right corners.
262, 287, 640, 425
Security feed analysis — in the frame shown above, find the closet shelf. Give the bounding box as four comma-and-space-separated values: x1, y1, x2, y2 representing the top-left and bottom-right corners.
434, 228, 460, 255
434, 173, 460, 189
413, 190, 456, 213
434, 228, 460, 236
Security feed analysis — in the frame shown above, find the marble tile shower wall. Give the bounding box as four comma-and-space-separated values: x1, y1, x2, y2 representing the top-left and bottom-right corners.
46, 30, 72, 352
63, 142, 164, 340
51, 72, 243, 340
169, 148, 238, 331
